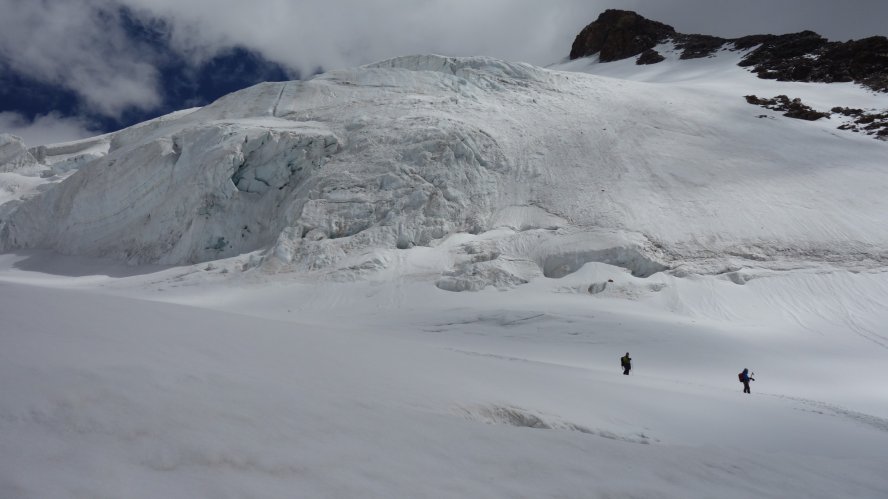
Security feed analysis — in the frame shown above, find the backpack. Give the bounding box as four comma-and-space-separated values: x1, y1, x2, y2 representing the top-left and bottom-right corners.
738, 372, 745, 383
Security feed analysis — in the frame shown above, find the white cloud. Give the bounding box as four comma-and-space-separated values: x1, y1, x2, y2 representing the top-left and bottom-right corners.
114, 0, 605, 71
114, 0, 888, 76
0, 112, 98, 146
0, 0, 162, 117
0, 0, 886, 124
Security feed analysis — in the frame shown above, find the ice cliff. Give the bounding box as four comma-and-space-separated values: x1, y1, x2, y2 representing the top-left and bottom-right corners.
1, 54, 887, 287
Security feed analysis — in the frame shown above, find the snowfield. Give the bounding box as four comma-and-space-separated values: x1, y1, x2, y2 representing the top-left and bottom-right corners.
1, 252, 887, 498
1, 50, 887, 498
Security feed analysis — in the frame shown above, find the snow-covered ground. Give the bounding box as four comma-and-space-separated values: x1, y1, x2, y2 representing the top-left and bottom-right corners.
1, 250, 888, 498
2, 51, 888, 497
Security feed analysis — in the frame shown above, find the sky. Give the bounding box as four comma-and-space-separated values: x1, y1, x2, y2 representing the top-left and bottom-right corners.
1, 0, 887, 145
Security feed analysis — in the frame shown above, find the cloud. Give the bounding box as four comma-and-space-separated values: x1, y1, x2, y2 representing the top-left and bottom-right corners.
0, 111, 98, 146
0, 0, 162, 117
112, 0, 601, 70
114, 0, 888, 74
1, 0, 886, 126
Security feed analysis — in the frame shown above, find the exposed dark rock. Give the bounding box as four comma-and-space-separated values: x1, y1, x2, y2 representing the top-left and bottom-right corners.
739, 31, 828, 67
636, 48, 665, 65
674, 34, 727, 59
745, 95, 830, 121
570, 10, 733, 62
747, 97, 888, 140
783, 103, 831, 121
731, 35, 778, 51
571, 10, 888, 92
570, 9, 675, 62
740, 32, 841, 82
736, 33, 886, 92
739, 34, 888, 92
831, 106, 888, 139
831, 107, 865, 116
822, 37, 888, 92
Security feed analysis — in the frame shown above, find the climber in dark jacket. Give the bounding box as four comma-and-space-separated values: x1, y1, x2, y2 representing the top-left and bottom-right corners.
621, 353, 632, 375
740, 368, 755, 394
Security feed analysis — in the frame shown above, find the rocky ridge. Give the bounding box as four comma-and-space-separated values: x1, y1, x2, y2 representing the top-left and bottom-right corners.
570, 9, 888, 93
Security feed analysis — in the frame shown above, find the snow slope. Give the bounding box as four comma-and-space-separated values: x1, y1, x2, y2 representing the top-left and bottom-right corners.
1, 252, 888, 498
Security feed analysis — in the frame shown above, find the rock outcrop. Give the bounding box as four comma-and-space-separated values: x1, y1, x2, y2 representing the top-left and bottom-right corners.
569, 10, 674, 62
744, 95, 888, 139
744, 95, 830, 121
832, 107, 888, 139
738, 33, 888, 92
570, 10, 888, 93
636, 48, 665, 65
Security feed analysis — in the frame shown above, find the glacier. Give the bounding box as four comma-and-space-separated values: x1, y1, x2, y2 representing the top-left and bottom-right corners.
3, 53, 886, 290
